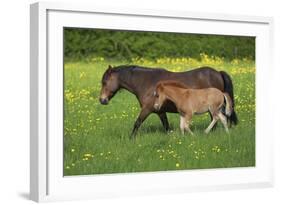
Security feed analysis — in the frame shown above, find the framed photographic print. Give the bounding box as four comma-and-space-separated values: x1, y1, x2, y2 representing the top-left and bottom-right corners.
30, 2, 274, 202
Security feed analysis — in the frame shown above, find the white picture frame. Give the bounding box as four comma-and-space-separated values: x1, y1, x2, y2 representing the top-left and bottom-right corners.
30, 1, 274, 202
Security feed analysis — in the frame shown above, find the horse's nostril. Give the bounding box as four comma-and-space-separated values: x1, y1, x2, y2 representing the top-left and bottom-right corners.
100, 98, 108, 105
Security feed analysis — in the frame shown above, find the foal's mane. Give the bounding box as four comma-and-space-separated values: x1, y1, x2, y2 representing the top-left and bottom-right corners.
157, 80, 188, 90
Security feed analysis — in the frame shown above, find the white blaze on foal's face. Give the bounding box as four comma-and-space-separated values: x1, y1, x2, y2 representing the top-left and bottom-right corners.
153, 90, 161, 110
153, 90, 165, 110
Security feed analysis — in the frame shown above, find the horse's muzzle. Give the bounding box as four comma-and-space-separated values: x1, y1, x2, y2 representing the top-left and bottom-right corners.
154, 103, 160, 111
99, 98, 109, 105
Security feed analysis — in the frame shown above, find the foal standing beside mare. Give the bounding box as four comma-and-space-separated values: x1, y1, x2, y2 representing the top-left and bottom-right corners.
153, 81, 233, 135
99, 65, 238, 138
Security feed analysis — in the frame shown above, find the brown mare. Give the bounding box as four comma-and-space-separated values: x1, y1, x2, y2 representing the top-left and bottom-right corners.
99, 65, 238, 138
153, 81, 233, 135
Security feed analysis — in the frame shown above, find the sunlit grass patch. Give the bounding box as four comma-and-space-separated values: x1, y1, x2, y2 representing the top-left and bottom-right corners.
63, 56, 255, 176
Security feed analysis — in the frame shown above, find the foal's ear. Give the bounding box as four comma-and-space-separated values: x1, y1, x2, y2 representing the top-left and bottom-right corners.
158, 84, 164, 91
108, 65, 113, 69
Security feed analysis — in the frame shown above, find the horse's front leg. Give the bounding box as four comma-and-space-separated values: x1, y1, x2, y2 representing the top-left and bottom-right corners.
130, 108, 151, 139
158, 112, 170, 132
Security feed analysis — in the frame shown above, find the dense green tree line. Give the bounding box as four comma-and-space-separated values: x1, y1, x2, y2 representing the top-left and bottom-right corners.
64, 28, 255, 61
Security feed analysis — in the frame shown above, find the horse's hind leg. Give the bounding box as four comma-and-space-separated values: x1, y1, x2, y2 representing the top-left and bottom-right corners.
205, 115, 218, 134
184, 114, 194, 136
180, 116, 185, 135
209, 111, 217, 131
185, 122, 194, 136
158, 112, 170, 132
218, 112, 229, 133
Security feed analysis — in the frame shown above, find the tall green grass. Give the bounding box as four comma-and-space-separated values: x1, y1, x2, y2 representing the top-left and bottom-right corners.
63, 56, 255, 176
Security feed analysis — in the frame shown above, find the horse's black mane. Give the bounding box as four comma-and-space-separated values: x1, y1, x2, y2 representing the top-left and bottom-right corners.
113, 65, 137, 70
114, 65, 166, 72
102, 65, 166, 83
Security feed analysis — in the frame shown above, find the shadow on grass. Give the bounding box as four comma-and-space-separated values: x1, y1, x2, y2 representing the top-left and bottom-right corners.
141, 122, 218, 133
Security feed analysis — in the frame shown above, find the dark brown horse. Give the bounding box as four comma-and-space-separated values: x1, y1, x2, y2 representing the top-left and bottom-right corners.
99, 65, 238, 138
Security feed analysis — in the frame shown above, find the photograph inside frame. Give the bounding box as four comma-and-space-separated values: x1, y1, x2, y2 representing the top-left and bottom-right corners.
63, 28, 255, 176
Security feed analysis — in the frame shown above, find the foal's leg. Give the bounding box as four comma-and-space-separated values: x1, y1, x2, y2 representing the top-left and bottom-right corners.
158, 112, 170, 132
184, 115, 194, 136
209, 111, 217, 130
180, 116, 186, 135
205, 115, 218, 134
218, 112, 229, 133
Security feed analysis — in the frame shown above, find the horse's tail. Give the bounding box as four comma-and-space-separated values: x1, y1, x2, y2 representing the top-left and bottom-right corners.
220, 71, 238, 125
223, 93, 233, 117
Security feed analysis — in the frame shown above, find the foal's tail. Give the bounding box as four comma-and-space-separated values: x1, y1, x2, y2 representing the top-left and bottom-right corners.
223, 93, 233, 117
220, 71, 238, 125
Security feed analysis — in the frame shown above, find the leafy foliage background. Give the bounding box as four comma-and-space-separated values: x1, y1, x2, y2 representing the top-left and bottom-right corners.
64, 28, 255, 61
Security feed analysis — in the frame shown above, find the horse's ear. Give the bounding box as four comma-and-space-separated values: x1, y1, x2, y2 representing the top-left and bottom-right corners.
107, 65, 114, 75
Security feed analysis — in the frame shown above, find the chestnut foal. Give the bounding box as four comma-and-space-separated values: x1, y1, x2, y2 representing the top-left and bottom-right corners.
153, 81, 233, 135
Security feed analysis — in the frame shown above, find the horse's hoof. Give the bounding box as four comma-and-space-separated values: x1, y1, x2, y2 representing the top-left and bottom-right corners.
129, 135, 136, 140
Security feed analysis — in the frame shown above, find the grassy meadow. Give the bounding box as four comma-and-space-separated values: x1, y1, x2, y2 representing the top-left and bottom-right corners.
63, 55, 255, 176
